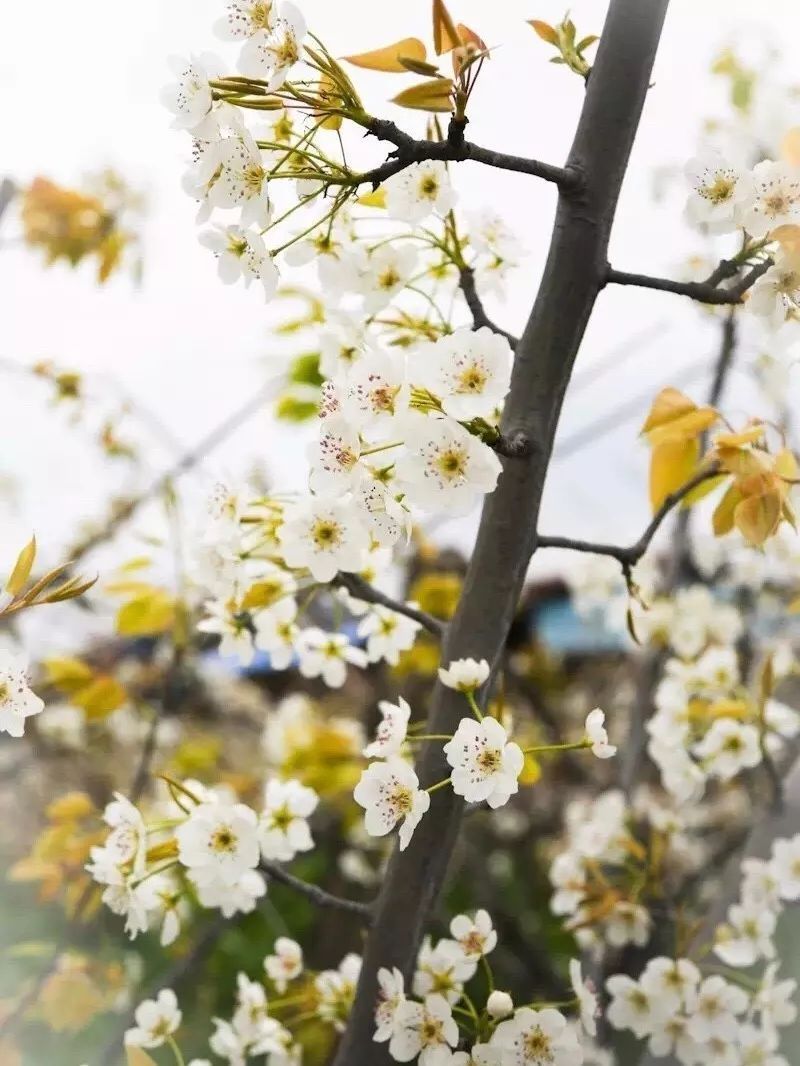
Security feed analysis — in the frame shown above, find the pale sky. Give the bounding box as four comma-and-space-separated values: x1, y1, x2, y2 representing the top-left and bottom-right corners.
2, 0, 800, 601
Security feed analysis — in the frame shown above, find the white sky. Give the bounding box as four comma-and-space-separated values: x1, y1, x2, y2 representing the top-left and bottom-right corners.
2, 0, 800, 593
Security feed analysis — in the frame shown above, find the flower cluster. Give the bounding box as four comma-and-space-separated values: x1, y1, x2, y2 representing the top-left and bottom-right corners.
87, 776, 318, 940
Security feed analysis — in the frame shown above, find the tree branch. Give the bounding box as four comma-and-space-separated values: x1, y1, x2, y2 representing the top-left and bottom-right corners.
605, 258, 773, 305
332, 2, 672, 1061
259, 860, 374, 923
457, 266, 519, 348
334, 572, 445, 637
347, 117, 582, 191
536, 463, 722, 579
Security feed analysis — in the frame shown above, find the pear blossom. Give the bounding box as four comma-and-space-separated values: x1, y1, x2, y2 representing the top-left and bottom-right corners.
124, 988, 182, 1048
605, 900, 652, 948
359, 608, 422, 666
385, 160, 456, 223
214, 0, 276, 40
374, 967, 407, 1043
686, 975, 748, 1043
389, 994, 459, 1065
584, 708, 617, 759
197, 596, 255, 664
207, 130, 272, 226
639, 956, 700, 1014
748, 251, 800, 329
772, 833, 800, 899
413, 937, 477, 1004
296, 627, 368, 688
450, 910, 497, 959
358, 244, 418, 312
308, 416, 364, 495
199, 224, 279, 297
444, 716, 524, 808
354, 758, 430, 850
606, 975, 669, 1039
740, 160, 800, 238
195, 868, 267, 917
714, 901, 777, 966
314, 953, 361, 1032
161, 55, 216, 134
176, 800, 260, 888
569, 958, 599, 1037
258, 778, 317, 861
278, 497, 369, 582
684, 152, 753, 232
0, 648, 45, 738
737, 1024, 789, 1066
694, 718, 761, 780
253, 596, 299, 670
396, 417, 501, 514
438, 657, 490, 692
264, 938, 303, 993
238, 2, 306, 90
646, 1015, 701, 1063
343, 350, 408, 432
355, 479, 408, 547
412, 327, 513, 421
489, 1006, 583, 1066
363, 696, 412, 758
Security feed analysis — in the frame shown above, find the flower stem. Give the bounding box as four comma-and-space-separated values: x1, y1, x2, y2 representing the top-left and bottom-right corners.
523, 739, 589, 755
426, 777, 452, 795
167, 1036, 186, 1066
466, 690, 484, 721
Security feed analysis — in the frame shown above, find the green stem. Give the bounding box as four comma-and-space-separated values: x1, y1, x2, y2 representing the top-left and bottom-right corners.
466, 690, 484, 721
167, 1036, 186, 1066
360, 440, 403, 457
406, 734, 454, 742
523, 739, 589, 755
426, 777, 452, 795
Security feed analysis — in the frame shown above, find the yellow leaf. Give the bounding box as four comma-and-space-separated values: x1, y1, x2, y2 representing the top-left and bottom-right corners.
640, 387, 718, 446
775, 447, 800, 483
116, 590, 175, 637
344, 37, 427, 73
456, 23, 488, 52
519, 753, 541, 786
772, 223, 800, 255
714, 425, 765, 448
432, 0, 462, 55
357, 187, 387, 208
734, 491, 781, 546
6, 536, 36, 597
649, 438, 699, 512
72, 676, 127, 720
712, 482, 743, 536
681, 472, 726, 508
715, 445, 770, 478
392, 78, 454, 112
528, 19, 559, 44
46, 791, 94, 822
126, 1048, 159, 1066
42, 656, 94, 694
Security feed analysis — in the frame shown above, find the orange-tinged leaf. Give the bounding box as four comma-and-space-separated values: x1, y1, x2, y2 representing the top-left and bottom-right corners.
6, 536, 36, 597
528, 19, 559, 44
456, 23, 488, 52
392, 78, 454, 112
399, 56, 442, 76
715, 445, 770, 478
433, 0, 462, 55
649, 438, 699, 512
343, 37, 427, 73
735, 491, 781, 546
713, 482, 743, 537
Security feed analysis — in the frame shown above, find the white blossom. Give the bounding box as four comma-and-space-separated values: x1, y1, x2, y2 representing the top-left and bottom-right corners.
444, 716, 524, 808
584, 708, 617, 759
684, 152, 753, 232
389, 994, 459, 1065
161, 55, 216, 134
199, 224, 279, 297
238, 2, 306, 90
489, 1006, 583, 1066
296, 628, 368, 688
264, 937, 303, 993
438, 657, 490, 693
278, 497, 369, 582
0, 648, 45, 738
569, 958, 599, 1037
354, 758, 430, 850
740, 160, 800, 238
693, 718, 761, 781
396, 417, 501, 514
411, 327, 513, 421
374, 967, 406, 1043
363, 696, 412, 759
176, 800, 260, 888
258, 778, 317, 861
359, 608, 421, 666
450, 910, 497, 959
385, 161, 456, 223
124, 988, 182, 1048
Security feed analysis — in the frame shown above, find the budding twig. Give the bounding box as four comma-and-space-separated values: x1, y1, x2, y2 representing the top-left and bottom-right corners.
334, 572, 445, 637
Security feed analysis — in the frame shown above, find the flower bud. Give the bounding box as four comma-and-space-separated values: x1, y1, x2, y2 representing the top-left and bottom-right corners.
487, 990, 514, 1019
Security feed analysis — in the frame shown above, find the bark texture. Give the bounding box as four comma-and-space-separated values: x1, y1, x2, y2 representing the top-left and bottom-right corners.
333, 2, 671, 1060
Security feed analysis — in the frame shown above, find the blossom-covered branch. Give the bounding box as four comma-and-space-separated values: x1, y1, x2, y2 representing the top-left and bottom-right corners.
334, 573, 445, 638
537, 464, 722, 577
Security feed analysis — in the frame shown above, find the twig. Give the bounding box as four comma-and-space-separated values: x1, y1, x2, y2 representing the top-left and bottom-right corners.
605, 258, 773, 305
537, 464, 722, 580
348, 118, 581, 192
335, 572, 445, 637
259, 860, 374, 923
457, 267, 519, 348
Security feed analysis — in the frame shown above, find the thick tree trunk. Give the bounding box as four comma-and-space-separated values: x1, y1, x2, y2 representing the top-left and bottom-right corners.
333, 2, 671, 1060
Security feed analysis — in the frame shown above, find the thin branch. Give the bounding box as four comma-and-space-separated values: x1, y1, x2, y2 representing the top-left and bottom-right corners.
457, 266, 519, 348
349, 118, 581, 192
537, 464, 722, 576
605, 258, 773, 305
335, 572, 445, 637
259, 860, 374, 923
